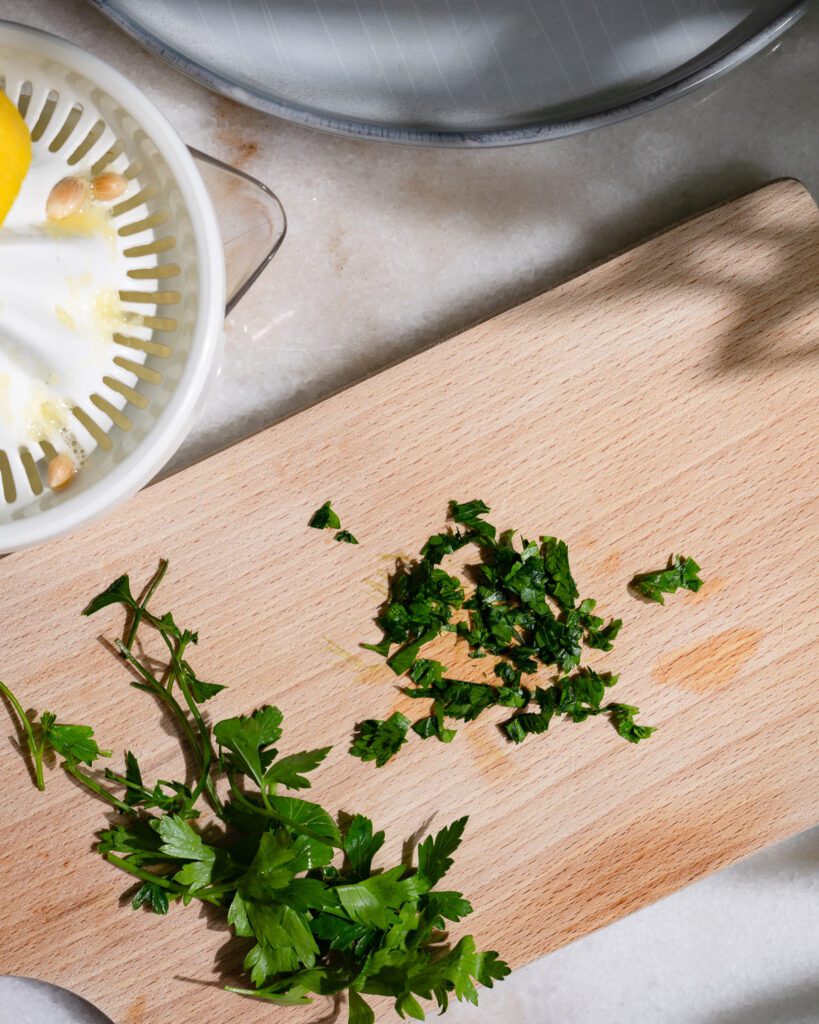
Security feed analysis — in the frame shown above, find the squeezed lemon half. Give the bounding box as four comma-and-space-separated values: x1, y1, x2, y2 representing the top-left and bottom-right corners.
0, 91, 31, 226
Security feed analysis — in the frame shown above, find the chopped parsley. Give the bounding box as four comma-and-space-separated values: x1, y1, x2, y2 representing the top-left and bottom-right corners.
502, 669, 653, 744
334, 530, 359, 545
309, 500, 341, 530
0, 563, 508, 1022
631, 555, 703, 604
350, 712, 410, 766
362, 556, 464, 675
310, 502, 359, 546
360, 500, 655, 764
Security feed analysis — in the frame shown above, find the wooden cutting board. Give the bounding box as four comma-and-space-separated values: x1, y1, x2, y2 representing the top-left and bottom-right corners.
0, 179, 817, 1024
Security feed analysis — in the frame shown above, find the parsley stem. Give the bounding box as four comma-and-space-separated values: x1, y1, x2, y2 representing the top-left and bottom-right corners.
63, 762, 131, 812
176, 671, 220, 815
0, 680, 44, 790
105, 854, 179, 892
228, 774, 275, 817
121, 633, 222, 816
105, 854, 222, 906
171, 633, 222, 815
124, 558, 169, 651
104, 769, 145, 794
116, 640, 206, 787
195, 881, 238, 899
224, 987, 301, 1001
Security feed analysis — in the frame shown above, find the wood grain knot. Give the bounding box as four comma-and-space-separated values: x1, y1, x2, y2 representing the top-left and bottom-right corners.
599, 550, 623, 574
653, 628, 763, 693
124, 993, 147, 1024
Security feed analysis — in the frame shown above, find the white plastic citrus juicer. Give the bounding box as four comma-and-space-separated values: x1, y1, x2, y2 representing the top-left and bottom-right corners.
0, 20, 285, 554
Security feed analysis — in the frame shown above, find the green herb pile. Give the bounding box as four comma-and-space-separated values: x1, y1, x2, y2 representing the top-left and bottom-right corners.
0, 561, 508, 1022
355, 500, 663, 765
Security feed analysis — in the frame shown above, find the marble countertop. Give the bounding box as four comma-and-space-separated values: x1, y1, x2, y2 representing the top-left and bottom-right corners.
1, 1, 818, 1022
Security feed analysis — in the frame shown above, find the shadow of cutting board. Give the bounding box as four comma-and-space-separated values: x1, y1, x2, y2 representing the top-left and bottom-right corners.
0, 179, 817, 1024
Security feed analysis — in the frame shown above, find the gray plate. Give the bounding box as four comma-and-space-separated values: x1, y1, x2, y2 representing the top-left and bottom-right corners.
89, 0, 808, 146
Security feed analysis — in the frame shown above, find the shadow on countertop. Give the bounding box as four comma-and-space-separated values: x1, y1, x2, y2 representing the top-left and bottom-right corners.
705, 980, 819, 1024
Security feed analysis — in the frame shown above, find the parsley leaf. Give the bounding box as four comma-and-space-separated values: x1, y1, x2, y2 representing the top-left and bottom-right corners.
407, 674, 499, 723
405, 659, 527, 734
336, 865, 421, 928
387, 628, 439, 676
412, 715, 457, 743
131, 882, 170, 915
631, 555, 703, 604
350, 712, 410, 767
423, 890, 473, 925
365, 558, 464, 672
342, 814, 386, 881
152, 814, 219, 896
417, 817, 467, 888
241, 830, 328, 900
309, 501, 341, 530
0, 681, 110, 790
505, 674, 654, 743
183, 668, 225, 703
556, 667, 616, 720
264, 747, 332, 790
155, 814, 216, 863
246, 901, 319, 977
40, 715, 110, 766
214, 706, 283, 790
97, 819, 163, 860
348, 990, 375, 1024
576, 598, 623, 650
540, 536, 579, 611
504, 709, 553, 744
122, 750, 144, 807
607, 702, 657, 743
266, 795, 341, 847
450, 499, 496, 542
105, 760, 196, 815
334, 530, 359, 545
420, 528, 472, 565
408, 934, 511, 1009
82, 574, 138, 616
310, 912, 373, 952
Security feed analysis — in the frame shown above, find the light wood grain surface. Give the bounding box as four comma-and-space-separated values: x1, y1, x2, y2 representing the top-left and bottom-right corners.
0, 179, 816, 1024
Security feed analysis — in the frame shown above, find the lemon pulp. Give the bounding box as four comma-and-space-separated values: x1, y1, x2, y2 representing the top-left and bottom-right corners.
0, 91, 32, 226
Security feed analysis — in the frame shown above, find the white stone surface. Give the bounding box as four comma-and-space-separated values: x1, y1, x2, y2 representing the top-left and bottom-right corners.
0, 1, 817, 1021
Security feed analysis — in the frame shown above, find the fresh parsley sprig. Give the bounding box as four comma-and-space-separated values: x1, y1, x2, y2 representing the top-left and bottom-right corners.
1, 563, 508, 1022
84, 560, 225, 816
0, 679, 110, 792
